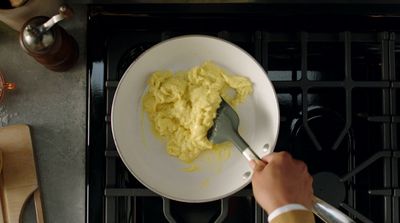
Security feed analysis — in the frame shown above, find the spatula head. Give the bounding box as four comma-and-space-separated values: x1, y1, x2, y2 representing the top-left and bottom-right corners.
207, 99, 240, 144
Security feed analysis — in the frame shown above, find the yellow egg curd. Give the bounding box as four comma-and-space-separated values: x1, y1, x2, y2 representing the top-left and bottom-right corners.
142, 61, 253, 162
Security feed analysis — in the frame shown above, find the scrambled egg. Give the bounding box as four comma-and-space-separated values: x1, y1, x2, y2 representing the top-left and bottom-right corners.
142, 61, 253, 162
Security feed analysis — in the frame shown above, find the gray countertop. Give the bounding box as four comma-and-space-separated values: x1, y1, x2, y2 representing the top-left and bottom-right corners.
0, 5, 86, 223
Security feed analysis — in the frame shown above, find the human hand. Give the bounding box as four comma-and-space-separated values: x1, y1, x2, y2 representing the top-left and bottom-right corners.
251, 151, 313, 214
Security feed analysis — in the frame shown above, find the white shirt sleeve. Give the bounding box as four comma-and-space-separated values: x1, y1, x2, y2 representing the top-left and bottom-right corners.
267, 203, 309, 222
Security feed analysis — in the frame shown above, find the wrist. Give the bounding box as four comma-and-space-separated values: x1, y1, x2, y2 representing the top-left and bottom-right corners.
267, 203, 309, 222
265, 199, 293, 214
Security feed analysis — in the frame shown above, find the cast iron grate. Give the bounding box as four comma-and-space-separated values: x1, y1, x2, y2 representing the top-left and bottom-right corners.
88, 6, 400, 223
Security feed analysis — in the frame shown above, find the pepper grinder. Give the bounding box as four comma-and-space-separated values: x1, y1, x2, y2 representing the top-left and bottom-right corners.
19, 5, 78, 72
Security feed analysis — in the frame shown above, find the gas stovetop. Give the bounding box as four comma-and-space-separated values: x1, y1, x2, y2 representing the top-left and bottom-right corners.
87, 4, 399, 223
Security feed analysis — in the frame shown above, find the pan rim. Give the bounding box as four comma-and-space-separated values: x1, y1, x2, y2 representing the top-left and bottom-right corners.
111, 34, 280, 203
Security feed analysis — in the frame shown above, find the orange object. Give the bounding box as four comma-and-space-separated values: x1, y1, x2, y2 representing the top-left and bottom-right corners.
0, 71, 16, 103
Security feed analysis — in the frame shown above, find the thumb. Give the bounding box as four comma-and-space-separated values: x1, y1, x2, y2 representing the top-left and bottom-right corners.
250, 159, 267, 172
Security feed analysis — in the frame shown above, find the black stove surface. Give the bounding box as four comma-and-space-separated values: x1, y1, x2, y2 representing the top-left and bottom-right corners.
87, 4, 400, 223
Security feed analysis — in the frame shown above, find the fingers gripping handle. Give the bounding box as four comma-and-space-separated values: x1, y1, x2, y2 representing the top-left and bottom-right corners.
247, 151, 355, 223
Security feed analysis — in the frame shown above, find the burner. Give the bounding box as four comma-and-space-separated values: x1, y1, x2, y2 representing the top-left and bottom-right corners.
170, 201, 220, 223
313, 172, 346, 208
289, 106, 353, 175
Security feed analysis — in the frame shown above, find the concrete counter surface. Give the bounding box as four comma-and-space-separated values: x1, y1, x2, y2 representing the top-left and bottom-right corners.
0, 5, 86, 223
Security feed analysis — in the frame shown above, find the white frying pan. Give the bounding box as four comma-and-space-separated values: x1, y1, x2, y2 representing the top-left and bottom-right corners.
111, 35, 280, 202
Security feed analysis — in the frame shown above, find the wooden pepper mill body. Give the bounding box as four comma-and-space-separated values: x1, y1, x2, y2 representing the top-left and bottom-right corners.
19, 16, 78, 72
